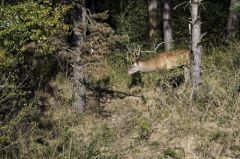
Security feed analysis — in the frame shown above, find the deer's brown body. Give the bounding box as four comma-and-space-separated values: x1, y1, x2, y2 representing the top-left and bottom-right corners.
128, 50, 190, 76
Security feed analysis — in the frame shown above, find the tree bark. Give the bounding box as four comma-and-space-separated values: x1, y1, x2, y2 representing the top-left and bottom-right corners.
190, 0, 202, 88
73, 61, 86, 113
226, 0, 240, 40
148, 0, 158, 49
163, 0, 173, 51
72, 8, 87, 113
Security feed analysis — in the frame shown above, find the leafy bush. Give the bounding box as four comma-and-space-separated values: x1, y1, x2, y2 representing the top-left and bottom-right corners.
0, 1, 71, 156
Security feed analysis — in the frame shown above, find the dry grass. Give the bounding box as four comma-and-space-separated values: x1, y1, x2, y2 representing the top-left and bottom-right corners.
47, 45, 239, 157
1, 45, 239, 158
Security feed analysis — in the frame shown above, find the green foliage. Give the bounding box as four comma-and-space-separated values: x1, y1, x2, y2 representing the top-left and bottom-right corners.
78, 124, 116, 159
134, 117, 151, 139
236, 3, 240, 12
208, 130, 226, 142
0, 70, 32, 121
0, 0, 71, 156
163, 148, 183, 159
93, 124, 116, 146
0, 1, 70, 65
113, 0, 150, 45
0, 49, 13, 69
97, 0, 233, 47
0, 71, 41, 156
106, 51, 132, 90
201, 1, 229, 44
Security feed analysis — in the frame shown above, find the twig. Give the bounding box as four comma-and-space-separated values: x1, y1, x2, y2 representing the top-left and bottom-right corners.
201, 2, 206, 10
84, 8, 93, 24
154, 42, 165, 52
154, 41, 174, 53
0, 68, 32, 104
184, 3, 190, 10
202, 100, 213, 122
68, 137, 73, 159
174, 1, 189, 10
200, 32, 207, 40
141, 50, 155, 54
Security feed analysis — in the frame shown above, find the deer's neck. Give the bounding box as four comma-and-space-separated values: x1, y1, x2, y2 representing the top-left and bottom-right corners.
138, 61, 155, 72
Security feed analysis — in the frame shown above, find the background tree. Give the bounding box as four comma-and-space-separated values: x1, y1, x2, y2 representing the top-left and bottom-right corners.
226, 0, 240, 40
163, 0, 173, 51
69, 4, 128, 113
148, 0, 158, 48
190, 0, 202, 88
72, 6, 87, 113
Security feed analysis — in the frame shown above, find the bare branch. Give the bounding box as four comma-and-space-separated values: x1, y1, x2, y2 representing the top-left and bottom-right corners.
154, 41, 174, 53
200, 32, 207, 40
174, 1, 189, 10
154, 42, 165, 52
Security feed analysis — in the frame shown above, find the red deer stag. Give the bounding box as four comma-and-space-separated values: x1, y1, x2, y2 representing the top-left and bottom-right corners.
128, 50, 191, 82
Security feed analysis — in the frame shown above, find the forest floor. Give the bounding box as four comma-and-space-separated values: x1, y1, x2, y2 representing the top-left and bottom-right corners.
11, 46, 240, 158
46, 85, 239, 159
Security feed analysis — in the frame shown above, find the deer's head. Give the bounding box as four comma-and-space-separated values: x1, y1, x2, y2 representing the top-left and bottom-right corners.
128, 61, 140, 75
127, 44, 141, 75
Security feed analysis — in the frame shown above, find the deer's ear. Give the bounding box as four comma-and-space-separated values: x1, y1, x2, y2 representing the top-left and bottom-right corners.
133, 62, 138, 66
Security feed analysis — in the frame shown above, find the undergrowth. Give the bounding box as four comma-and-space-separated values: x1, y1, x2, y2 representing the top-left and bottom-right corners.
1, 45, 240, 158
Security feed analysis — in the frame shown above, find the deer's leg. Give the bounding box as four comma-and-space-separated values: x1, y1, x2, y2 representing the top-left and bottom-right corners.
183, 66, 190, 83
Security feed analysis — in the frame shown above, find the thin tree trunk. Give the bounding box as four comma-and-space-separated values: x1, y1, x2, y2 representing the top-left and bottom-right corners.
163, 0, 173, 51
226, 0, 240, 40
190, 0, 202, 88
73, 61, 86, 113
148, 0, 158, 49
72, 8, 87, 113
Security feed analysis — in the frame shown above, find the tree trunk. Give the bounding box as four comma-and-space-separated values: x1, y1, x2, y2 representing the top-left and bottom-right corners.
73, 61, 86, 113
190, 0, 202, 88
148, 0, 158, 49
226, 0, 240, 40
72, 8, 87, 113
163, 0, 173, 51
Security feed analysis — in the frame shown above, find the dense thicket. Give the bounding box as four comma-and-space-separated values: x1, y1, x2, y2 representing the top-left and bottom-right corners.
0, 1, 71, 156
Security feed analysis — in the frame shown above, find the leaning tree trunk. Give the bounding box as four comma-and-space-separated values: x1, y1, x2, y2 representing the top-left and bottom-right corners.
72, 8, 87, 113
226, 0, 240, 40
163, 0, 173, 51
148, 0, 158, 49
190, 0, 202, 88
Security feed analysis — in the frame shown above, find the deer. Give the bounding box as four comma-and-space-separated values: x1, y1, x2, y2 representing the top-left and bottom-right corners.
128, 50, 191, 82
